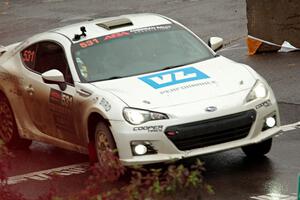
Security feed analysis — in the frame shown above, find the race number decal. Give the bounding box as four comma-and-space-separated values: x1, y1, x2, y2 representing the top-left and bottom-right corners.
79, 38, 100, 48
22, 50, 35, 62
49, 89, 75, 134
50, 89, 73, 108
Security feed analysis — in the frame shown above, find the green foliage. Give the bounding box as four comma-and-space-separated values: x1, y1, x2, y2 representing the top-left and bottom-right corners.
82, 150, 212, 200
0, 143, 213, 200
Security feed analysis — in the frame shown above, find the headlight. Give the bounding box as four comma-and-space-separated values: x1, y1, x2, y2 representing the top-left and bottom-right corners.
246, 80, 268, 102
123, 108, 168, 125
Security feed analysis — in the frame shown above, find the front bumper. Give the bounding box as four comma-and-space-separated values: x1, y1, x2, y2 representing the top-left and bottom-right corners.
110, 92, 281, 165
120, 126, 281, 165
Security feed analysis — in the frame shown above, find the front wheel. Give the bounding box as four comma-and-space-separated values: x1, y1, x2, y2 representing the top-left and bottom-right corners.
94, 121, 117, 165
242, 138, 272, 157
0, 94, 32, 148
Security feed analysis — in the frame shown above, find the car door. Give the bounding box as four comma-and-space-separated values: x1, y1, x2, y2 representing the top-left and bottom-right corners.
20, 41, 80, 144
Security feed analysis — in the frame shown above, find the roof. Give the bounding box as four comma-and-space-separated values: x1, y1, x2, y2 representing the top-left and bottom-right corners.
51, 13, 172, 43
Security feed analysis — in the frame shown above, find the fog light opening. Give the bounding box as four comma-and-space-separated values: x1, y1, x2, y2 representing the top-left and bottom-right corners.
266, 117, 276, 128
134, 144, 148, 155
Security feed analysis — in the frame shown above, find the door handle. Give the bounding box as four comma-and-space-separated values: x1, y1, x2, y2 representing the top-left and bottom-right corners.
76, 89, 92, 97
25, 85, 34, 96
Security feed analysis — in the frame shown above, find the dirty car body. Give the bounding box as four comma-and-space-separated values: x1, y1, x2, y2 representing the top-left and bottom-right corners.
0, 14, 281, 165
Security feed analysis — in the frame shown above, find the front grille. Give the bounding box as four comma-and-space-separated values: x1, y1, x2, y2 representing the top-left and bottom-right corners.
165, 110, 256, 151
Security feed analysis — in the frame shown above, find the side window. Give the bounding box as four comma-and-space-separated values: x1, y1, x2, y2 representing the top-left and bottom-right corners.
21, 41, 74, 85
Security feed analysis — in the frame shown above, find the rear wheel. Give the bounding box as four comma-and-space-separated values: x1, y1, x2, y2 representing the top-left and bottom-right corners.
242, 138, 272, 157
94, 121, 117, 165
0, 93, 32, 148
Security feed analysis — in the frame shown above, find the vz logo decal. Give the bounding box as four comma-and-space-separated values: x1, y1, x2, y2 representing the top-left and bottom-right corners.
139, 67, 210, 89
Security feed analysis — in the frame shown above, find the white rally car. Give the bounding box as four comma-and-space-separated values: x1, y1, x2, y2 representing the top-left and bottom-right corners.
0, 14, 281, 165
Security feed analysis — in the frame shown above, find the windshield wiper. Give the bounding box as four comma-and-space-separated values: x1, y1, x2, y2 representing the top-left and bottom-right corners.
161, 62, 196, 71
101, 76, 124, 81
161, 65, 183, 71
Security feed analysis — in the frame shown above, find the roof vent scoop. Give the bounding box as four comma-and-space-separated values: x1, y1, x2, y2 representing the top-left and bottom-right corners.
97, 18, 133, 30
73, 26, 87, 41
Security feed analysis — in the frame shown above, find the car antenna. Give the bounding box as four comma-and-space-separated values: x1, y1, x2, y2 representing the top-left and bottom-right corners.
73, 26, 87, 41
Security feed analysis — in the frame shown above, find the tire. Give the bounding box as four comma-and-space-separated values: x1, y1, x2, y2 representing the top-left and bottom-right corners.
242, 138, 272, 157
94, 121, 117, 165
0, 93, 32, 149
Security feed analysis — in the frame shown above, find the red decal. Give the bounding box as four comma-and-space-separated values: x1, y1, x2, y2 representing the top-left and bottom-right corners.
49, 89, 62, 105
50, 90, 61, 99
79, 42, 88, 48
104, 32, 130, 41
92, 38, 100, 44
79, 38, 100, 48
22, 50, 35, 62
86, 40, 93, 46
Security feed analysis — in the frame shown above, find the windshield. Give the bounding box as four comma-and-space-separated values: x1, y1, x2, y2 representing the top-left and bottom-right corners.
72, 24, 214, 82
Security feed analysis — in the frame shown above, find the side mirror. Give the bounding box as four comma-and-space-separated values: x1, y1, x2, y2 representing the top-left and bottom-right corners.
208, 37, 224, 51
42, 69, 67, 91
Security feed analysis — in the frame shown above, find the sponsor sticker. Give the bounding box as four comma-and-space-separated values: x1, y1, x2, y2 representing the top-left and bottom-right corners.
133, 125, 164, 133
130, 25, 172, 34
104, 31, 130, 41
255, 100, 272, 110
139, 67, 210, 89
99, 98, 111, 112
159, 80, 217, 95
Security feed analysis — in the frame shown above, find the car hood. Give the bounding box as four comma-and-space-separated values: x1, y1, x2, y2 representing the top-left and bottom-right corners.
91, 56, 256, 110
